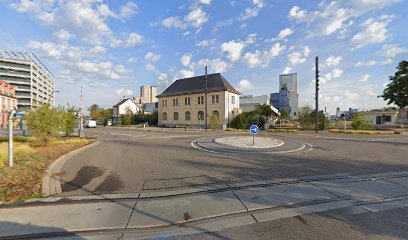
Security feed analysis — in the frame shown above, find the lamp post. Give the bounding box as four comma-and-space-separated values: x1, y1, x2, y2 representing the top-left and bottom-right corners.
204, 66, 208, 131
8, 109, 16, 167
79, 85, 84, 137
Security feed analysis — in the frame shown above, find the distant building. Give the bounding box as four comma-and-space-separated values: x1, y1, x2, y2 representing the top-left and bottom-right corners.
270, 73, 299, 117
140, 86, 157, 103
142, 102, 158, 114
0, 49, 55, 112
157, 73, 240, 128
360, 109, 399, 126
0, 80, 18, 127
335, 107, 358, 119
240, 95, 279, 115
112, 98, 140, 124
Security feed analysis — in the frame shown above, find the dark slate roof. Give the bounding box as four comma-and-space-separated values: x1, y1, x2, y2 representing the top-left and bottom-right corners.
157, 73, 240, 98
113, 98, 131, 107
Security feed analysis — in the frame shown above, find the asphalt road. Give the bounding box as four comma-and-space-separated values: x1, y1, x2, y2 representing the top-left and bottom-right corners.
167, 206, 408, 240
58, 127, 408, 196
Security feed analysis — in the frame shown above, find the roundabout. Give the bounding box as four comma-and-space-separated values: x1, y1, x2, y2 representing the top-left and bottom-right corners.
192, 135, 312, 155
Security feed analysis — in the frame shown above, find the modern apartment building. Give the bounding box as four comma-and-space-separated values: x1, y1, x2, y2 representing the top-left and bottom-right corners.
140, 86, 157, 103
0, 49, 55, 112
0, 80, 18, 127
157, 73, 240, 128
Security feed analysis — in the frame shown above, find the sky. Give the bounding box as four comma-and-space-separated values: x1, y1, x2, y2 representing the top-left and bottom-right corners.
0, 0, 407, 114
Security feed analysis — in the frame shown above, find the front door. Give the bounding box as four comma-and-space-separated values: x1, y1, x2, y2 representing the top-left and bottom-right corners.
376, 116, 382, 125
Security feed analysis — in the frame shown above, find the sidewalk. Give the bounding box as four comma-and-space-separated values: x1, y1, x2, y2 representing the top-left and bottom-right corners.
1, 171, 408, 239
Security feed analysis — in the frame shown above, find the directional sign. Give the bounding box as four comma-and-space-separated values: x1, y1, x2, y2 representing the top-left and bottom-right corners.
250, 125, 259, 135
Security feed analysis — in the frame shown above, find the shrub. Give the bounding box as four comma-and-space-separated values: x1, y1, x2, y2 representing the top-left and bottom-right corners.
351, 113, 372, 130
25, 104, 64, 146
62, 106, 79, 136
209, 114, 219, 130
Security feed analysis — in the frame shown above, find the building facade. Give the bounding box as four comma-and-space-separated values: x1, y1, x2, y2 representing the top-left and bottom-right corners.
0, 50, 55, 112
112, 98, 140, 125
157, 73, 240, 128
0, 80, 18, 128
270, 73, 299, 117
240, 95, 279, 114
361, 110, 399, 126
140, 86, 157, 103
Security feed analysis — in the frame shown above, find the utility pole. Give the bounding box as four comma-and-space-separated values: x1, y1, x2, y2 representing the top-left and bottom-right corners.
79, 85, 84, 137
315, 56, 319, 133
205, 66, 208, 131
8, 110, 15, 167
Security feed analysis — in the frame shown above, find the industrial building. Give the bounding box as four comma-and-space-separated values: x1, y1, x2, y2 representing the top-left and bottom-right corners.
270, 73, 299, 117
0, 49, 55, 112
140, 86, 157, 103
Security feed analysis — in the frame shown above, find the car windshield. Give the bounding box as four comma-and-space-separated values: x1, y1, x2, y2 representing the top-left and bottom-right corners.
1, 1, 408, 239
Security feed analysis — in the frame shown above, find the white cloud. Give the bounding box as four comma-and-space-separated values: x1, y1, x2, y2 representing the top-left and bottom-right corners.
145, 63, 157, 72
277, 28, 294, 40
185, 8, 209, 28
191, 58, 231, 73
174, 69, 195, 80
111, 32, 144, 47
288, 52, 305, 65
89, 46, 106, 55
344, 90, 359, 101
325, 56, 342, 66
145, 51, 161, 62
181, 54, 192, 66
253, 0, 265, 8
161, 8, 209, 30
118, 1, 138, 20
128, 57, 137, 63
237, 79, 254, 91
351, 15, 393, 48
380, 44, 408, 58
54, 29, 74, 42
359, 74, 371, 82
354, 59, 393, 67
243, 43, 285, 68
282, 66, 292, 74
221, 40, 245, 62
288, 1, 399, 37
322, 68, 343, 83
240, 7, 259, 21
196, 39, 215, 47
199, 0, 212, 5
157, 72, 169, 88
245, 33, 257, 44
115, 88, 134, 96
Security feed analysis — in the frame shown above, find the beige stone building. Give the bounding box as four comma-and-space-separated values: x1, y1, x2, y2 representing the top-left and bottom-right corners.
140, 86, 157, 103
157, 73, 240, 128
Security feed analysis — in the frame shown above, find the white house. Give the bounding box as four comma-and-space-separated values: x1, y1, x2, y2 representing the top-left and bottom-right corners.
113, 98, 140, 118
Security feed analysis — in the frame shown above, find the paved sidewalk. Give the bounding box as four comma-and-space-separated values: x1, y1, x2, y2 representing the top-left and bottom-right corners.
1, 171, 408, 239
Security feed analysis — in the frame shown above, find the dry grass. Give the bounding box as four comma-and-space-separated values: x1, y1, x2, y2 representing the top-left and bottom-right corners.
0, 143, 34, 168
328, 129, 383, 135
0, 137, 90, 204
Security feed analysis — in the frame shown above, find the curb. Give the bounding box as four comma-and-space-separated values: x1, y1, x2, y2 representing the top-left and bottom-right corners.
42, 141, 102, 197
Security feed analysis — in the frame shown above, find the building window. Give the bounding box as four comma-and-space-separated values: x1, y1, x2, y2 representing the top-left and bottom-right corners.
212, 95, 219, 104
231, 96, 235, 105
198, 111, 204, 121
212, 110, 219, 118
384, 115, 392, 122
174, 112, 179, 121
185, 111, 191, 120
163, 112, 167, 121
173, 98, 178, 106
198, 96, 204, 105
162, 100, 167, 107
185, 97, 191, 105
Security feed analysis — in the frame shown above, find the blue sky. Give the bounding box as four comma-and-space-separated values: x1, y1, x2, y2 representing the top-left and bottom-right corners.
1, 0, 407, 114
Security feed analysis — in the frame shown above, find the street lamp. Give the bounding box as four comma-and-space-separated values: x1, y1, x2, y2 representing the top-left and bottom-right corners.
7, 108, 16, 167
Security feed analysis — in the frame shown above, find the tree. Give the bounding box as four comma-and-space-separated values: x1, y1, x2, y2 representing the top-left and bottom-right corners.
25, 104, 63, 145
280, 109, 290, 120
298, 106, 314, 128
121, 107, 133, 125
209, 114, 219, 130
62, 106, 79, 136
351, 113, 372, 130
380, 60, 408, 108
255, 104, 278, 124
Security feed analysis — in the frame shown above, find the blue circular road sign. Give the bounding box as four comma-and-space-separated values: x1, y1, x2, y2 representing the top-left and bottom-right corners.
250, 125, 259, 135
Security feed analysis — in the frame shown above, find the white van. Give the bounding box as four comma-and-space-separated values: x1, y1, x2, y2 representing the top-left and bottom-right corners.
85, 120, 97, 128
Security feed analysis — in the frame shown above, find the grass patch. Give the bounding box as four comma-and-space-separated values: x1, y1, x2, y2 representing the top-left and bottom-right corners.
269, 129, 301, 133
0, 137, 90, 204
0, 136, 31, 143
328, 129, 383, 134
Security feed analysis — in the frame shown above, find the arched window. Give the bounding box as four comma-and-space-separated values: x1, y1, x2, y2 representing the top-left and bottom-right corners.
163, 112, 167, 121
185, 111, 191, 121
212, 110, 219, 118
174, 112, 179, 121
198, 111, 204, 121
